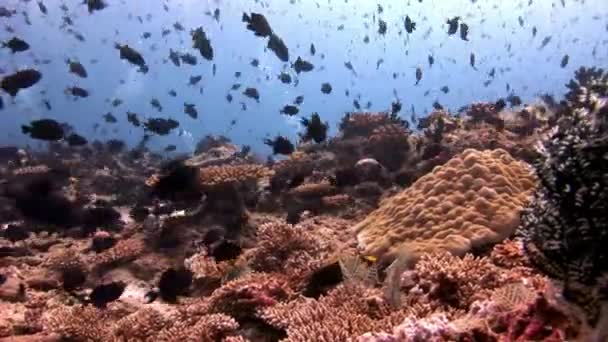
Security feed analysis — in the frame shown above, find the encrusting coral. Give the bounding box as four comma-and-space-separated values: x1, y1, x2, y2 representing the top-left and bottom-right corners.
355, 148, 537, 263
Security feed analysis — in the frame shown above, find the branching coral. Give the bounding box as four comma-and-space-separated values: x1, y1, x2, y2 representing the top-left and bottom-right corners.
243, 222, 336, 283
355, 149, 537, 263
403, 252, 507, 310
89, 236, 145, 272
43, 305, 110, 341
518, 70, 608, 329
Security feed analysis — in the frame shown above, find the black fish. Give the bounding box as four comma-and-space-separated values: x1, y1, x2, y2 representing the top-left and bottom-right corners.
158, 268, 192, 302
294, 95, 304, 105
532, 26, 537, 37
376, 58, 384, 70
2, 37, 29, 53
250, 59, 259, 67
191, 27, 213, 60
242, 12, 273, 37
321, 83, 332, 94
243, 87, 260, 101
226, 93, 233, 102
168, 90, 177, 97
65, 86, 89, 98
267, 33, 289, 62
428, 55, 434, 67
66, 133, 88, 146
264, 135, 294, 155
494, 98, 507, 112
43, 99, 52, 110
344, 61, 357, 75
278, 72, 292, 84
89, 282, 125, 308
293, 57, 314, 74
103, 112, 117, 123
560, 54, 569, 68
85, 0, 107, 13
184, 103, 197, 119
142, 32, 151, 39
539, 36, 552, 49
488, 68, 496, 78
126, 112, 141, 127
234, 71, 242, 78
111, 98, 123, 107
507, 94, 522, 106
0, 96, 3, 110
180, 53, 197, 65
144, 118, 179, 135
0, 7, 16, 17
378, 19, 387, 35
231, 83, 242, 90
115, 43, 148, 73
37, 1, 47, 14
22, 119, 64, 141
518, 16, 524, 27
164, 144, 177, 152
162, 29, 171, 37
460, 23, 469, 41
440, 86, 449, 93
391, 100, 402, 114
446, 17, 460, 35
280, 105, 299, 115
169, 49, 180, 66
404, 15, 416, 33
173, 22, 184, 31
189, 75, 202, 86
432, 101, 443, 110
310, 43, 316, 55
300, 112, 328, 143
415, 67, 422, 85
150, 98, 163, 112
470, 53, 477, 70
66, 60, 87, 78
353, 99, 361, 110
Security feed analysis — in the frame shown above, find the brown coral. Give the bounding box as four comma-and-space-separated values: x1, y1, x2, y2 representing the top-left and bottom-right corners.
198, 164, 273, 188
287, 182, 337, 199
339, 112, 405, 139
354, 149, 537, 263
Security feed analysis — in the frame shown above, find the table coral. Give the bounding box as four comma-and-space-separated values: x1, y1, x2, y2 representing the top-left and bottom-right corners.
354, 148, 537, 263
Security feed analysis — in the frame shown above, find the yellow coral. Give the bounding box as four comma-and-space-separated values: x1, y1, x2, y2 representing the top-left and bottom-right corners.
354, 149, 537, 262
198, 164, 273, 187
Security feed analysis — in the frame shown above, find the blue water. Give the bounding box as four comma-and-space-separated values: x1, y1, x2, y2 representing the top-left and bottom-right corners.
1, 0, 606, 155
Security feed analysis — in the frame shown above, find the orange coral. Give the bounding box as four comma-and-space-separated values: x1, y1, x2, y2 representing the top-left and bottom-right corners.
354, 149, 537, 263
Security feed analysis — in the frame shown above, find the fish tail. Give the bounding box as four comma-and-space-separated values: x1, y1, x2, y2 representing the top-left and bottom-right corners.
21, 125, 30, 134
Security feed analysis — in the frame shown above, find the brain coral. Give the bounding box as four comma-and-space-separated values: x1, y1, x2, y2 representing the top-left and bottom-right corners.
354, 149, 537, 263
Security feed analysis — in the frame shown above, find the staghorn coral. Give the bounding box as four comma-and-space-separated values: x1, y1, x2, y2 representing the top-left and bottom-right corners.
110, 307, 173, 341
205, 272, 292, 319
260, 284, 391, 341
355, 149, 537, 263
243, 221, 337, 283
199, 164, 273, 188
89, 236, 145, 271
184, 250, 232, 280
42, 305, 110, 341
519, 72, 608, 329
404, 252, 506, 310
490, 239, 531, 269
155, 313, 239, 342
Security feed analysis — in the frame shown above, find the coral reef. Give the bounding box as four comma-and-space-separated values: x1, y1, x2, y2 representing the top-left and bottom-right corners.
1, 68, 604, 340
355, 148, 537, 263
